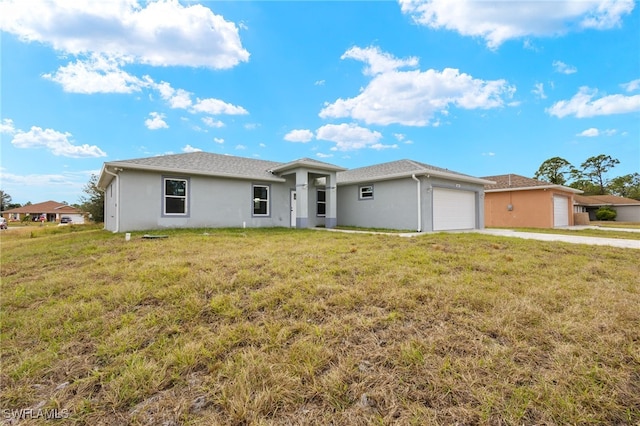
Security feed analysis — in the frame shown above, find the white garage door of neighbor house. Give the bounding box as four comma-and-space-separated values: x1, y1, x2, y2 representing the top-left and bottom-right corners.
553, 195, 569, 227
433, 188, 476, 231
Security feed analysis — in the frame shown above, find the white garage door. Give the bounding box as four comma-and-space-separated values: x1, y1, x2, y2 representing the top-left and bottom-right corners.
433, 188, 476, 231
553, 195, 569, 227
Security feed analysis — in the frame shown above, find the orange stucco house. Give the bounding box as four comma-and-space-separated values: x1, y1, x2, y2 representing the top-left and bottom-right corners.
482, 174, 583, 228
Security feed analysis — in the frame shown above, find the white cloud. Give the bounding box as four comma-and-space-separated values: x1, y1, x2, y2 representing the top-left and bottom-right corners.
552, 60, 577, 74
370, 143, 398, 150
399, 0, 635, 49
155, 81, 193, 109
393, 133, 405, 141
621, 79, 640, 92
0, 0, 249, 69
213, 137, 224, 144
152, 80, 247, 119
316, 123, 383, 151
314, 80, 325, 86
182, 144, 202, 153
320, 47, 514, 126
482, 152, 496, 157
144, 112, 168, 130
202, 117, 225, 128
341, 45, 419, 76
578, 127, 600, 137
532, 83, 547, 99
316, 153, 333, 158
191, 98, 248, 115
547, 86, 640, 118
43, 54, 146, 94
1, 118, 16, 134
284, 129, 314, 143
0, 168, 97, 200
235, 145, 247, 150
577, 127, 617, 137
259, 143, 266, 148
10, 125, 107, 158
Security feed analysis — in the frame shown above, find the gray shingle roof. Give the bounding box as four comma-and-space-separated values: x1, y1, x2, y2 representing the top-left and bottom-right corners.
104, 152, 285, 182
337, 159, 491, 185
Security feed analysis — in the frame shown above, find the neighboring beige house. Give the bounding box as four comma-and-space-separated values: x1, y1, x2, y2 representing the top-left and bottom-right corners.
482, 174, 582, 228
2, 200, 86, 223
574, 194, 640, 222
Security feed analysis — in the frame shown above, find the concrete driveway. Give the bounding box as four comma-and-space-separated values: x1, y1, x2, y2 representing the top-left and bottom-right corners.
320, 226, 640, 249
478, 228, 640, 249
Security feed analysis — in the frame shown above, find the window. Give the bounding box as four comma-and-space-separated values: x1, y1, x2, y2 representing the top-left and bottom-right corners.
252, 184, 270, 216
317, 189, 326, 216
164, 178, 188, 215
359, 185, 373, 200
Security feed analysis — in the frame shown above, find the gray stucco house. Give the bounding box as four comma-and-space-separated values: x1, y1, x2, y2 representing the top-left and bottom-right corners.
97, 152, 492, 233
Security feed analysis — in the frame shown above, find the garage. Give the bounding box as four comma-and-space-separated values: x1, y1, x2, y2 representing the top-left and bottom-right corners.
553, 195, 569, 227
433, 187, 476, 231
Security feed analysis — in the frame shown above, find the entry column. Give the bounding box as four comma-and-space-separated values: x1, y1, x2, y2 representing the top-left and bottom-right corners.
295, 169, 309, 228
325, 172, 337, 228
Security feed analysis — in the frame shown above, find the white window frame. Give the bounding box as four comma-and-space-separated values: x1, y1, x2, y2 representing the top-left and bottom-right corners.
163, 177, 189, 216
252, 184, 270, 217
359, 185, 374, 200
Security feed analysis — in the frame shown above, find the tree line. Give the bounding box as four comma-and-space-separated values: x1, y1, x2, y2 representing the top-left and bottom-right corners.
534, 154, 640, 199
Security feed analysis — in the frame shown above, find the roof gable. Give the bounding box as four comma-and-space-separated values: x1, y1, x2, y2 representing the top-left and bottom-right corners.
271, 157, 346, 173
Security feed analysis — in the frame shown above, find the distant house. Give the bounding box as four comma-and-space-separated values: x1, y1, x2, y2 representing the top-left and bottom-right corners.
482, 174, 582, 228
574, 194, 640, 222
1, 200, 86, 223
97, 152, 492, 233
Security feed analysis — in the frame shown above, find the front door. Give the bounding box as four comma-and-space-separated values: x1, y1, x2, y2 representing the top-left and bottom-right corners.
290, 190, 297, 227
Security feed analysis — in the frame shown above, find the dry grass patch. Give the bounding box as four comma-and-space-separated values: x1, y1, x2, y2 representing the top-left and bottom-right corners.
1, 226, 639, 425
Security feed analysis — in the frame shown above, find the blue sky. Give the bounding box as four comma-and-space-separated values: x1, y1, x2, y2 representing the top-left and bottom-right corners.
1, 0, 639, 205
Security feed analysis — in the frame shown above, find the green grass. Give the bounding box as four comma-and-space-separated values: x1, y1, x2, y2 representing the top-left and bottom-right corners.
1, 226, 639, 425
590, 221, 640, 229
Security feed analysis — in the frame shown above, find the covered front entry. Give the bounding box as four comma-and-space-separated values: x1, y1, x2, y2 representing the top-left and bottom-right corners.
271, 158, 346, 229
433, 187, 476, 231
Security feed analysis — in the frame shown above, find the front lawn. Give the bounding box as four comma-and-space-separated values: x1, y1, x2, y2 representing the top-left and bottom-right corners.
1, 227, 638, 425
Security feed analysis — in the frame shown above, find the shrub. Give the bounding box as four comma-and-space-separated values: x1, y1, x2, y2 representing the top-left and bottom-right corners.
595, 206, 617, 221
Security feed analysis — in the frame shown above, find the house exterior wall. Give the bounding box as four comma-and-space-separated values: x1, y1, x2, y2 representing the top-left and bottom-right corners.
484, 189, 574, 228
337, 176, 485, 231
614, 206, 640, 222
337, 178, 418, 230
107, 170, 296, 232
